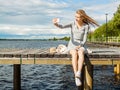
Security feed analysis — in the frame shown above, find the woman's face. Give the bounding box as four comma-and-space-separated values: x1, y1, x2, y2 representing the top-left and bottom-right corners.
75, 13, 82, 22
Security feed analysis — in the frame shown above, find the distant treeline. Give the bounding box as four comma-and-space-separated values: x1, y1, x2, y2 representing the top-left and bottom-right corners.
0, 39, 48, 41
49, 36, 70, 41
0, 37, 70, 41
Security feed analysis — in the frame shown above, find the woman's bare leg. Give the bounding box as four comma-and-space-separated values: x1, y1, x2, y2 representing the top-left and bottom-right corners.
78, 48, 85, 73
70, 49, 82, 86
70, 49, 78, 76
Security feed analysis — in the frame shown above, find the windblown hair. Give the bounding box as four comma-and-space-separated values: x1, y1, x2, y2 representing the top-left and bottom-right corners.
76, 9, 99, 27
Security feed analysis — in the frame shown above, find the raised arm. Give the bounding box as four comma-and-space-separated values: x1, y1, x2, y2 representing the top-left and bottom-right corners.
52, 18, 71, 29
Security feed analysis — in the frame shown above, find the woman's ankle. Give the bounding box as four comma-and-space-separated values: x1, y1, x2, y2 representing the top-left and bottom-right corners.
76, 71, 81, 78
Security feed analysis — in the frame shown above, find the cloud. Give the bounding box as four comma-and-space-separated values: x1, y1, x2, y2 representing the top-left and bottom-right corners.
0, 0, 68, 16
0, 24, 70, 35
0, 0, 120, 39
85, 1, 120, 25
0, 0, 70, 25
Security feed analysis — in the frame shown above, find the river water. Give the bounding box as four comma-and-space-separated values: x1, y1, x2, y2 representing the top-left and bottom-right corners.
0, 40, 120, 90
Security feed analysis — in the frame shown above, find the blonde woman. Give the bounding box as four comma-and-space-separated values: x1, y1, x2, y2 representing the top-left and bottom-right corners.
52, 9, 99, 86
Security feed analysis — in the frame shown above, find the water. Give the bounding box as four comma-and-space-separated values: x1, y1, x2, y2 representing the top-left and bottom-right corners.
0, 40, 120, 90
0, 40, 68, 49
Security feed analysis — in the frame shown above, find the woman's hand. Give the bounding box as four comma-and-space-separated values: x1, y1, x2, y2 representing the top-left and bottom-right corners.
52, 18, 60, 24
75, 45, 81, 50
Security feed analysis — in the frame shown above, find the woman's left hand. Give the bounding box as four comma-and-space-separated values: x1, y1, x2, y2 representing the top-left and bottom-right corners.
52, 18, 60, 24
75, 45, 81, 50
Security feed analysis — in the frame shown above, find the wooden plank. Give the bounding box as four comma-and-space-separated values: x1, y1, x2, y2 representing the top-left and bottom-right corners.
0, 58, 120, 65
0, 53, 120, 59
21, 60, 35, 64
35, 59, 72, 64
0, 59, 20, 64
0, 58, 72, 64
90, 59, 120, 65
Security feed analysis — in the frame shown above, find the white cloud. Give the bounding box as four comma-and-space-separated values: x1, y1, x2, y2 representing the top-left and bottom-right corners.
0, 24, 70, 35
0, 0, 120, 39
84, 0, 120, 22
0, 0, 68, 16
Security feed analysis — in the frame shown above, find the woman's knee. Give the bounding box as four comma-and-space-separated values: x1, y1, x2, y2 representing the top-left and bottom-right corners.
70, 49, 77, 56
78, 48, 85, 55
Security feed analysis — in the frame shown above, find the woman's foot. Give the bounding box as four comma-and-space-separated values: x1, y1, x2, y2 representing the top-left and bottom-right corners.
75, 71, 82, 86
75, 77, 81, 86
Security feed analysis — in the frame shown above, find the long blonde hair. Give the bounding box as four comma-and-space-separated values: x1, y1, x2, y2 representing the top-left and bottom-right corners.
76, 9, 99, 26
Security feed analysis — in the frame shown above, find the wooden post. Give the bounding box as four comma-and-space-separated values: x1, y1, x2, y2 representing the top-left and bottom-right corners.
84, 64, 93, 90
114, 65, 117, 75
117, 64, 120, 79
114, 64, 120, 80
84, 54, 93, 90
14, 64, 21, 90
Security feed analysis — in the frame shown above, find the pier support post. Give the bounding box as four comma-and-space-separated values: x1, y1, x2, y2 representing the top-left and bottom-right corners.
114, 64, 120, 80
114, 65, 117, 74
13, 64, 21, 90
84, 64, 93, 90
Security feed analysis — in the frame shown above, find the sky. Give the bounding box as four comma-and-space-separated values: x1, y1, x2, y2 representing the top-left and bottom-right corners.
0, 0, 120, 39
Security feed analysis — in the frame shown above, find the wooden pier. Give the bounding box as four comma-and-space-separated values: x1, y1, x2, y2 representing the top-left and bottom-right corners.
0, 47, 120, 90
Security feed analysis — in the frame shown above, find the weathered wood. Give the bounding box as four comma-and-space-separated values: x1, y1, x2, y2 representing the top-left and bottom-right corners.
0, 59, 20, 64
114, 64, 120, 80
0, 58, 120, 65
84, 56, 93, 90
90, 59, 120, 65
114, 65, 117, 75
0, 53, 120, 58
14, 64, 21, 90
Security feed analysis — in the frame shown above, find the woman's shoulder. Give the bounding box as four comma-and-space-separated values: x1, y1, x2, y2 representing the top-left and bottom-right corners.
66, 21, 75, 28
70, 21, 75, 25
70, 21, 77, 27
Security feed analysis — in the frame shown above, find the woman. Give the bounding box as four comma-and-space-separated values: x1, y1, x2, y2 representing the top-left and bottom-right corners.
52, 9, 99, 86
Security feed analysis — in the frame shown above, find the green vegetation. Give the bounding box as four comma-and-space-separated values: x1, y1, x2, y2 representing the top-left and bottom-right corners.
88, 4, 120, 42
0, 37, 70, 41
49, 36, 70, 41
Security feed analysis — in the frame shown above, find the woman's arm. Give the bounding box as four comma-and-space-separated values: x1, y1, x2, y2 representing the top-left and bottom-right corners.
54, 23, 72, 29
53, 18, 71, 29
